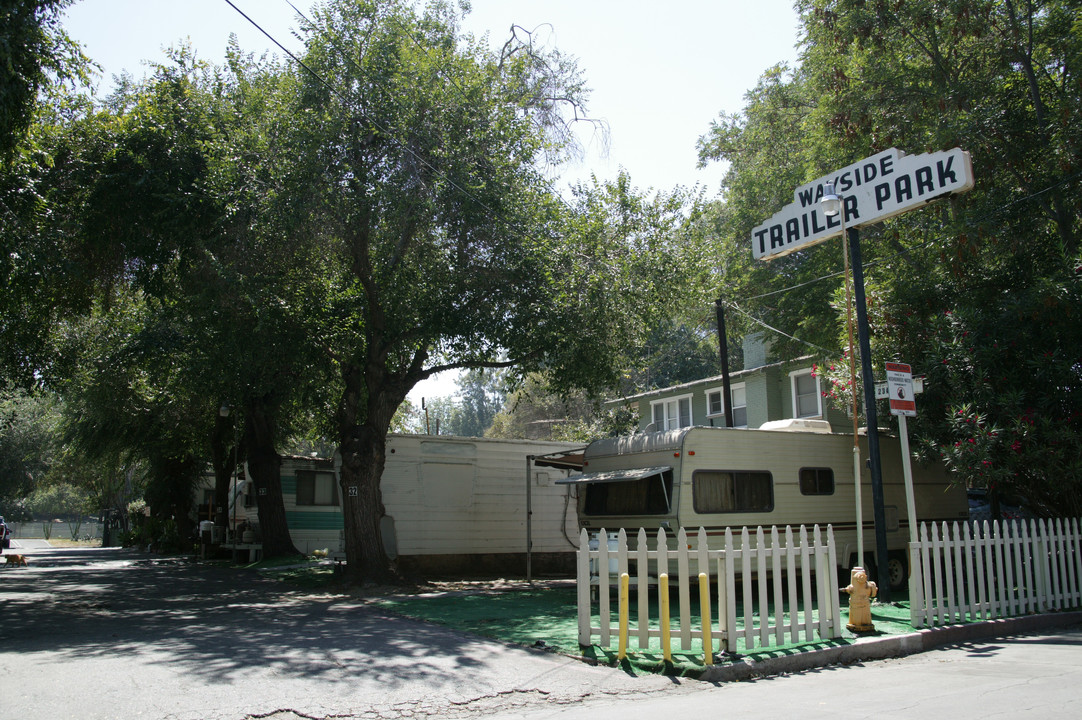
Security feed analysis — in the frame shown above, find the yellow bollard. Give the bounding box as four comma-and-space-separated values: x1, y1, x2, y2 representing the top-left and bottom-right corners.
659, 573, 671, 663
699, 572, 713, 665
617, 572, 630, 662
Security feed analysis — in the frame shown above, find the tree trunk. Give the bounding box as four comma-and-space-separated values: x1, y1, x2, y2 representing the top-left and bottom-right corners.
210, 410, 237, 529
338, 422, 396, 584
336, 361, 410, 585
243, 397, 299, 559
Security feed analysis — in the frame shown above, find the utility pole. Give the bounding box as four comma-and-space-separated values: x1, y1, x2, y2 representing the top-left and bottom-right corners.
715, 298, 734, 428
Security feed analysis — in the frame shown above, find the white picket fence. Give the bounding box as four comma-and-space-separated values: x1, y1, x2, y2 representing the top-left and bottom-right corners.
576, 525, 843, 655
910, 518, 1082, 627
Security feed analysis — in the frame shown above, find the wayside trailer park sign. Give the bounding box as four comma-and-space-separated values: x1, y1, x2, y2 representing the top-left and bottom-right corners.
752, 147, 974, 261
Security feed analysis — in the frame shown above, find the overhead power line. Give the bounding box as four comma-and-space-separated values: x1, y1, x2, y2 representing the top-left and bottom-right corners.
722, 300, 837, 357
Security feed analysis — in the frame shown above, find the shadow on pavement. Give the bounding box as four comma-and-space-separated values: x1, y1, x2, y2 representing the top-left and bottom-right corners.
0, 547, 495, 692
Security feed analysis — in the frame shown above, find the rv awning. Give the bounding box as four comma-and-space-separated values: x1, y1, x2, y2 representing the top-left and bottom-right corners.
533, 448, 587, 471
555, 466, 671, 485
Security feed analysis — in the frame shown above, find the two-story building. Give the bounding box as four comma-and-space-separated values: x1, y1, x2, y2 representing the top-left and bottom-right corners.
607, 333, 849, 432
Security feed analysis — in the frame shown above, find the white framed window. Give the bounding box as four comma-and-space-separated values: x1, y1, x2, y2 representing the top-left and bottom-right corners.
651, 394, 692, 430
706, 383, 747, 428
790, 368, 822, 419
296, 471, 339, 506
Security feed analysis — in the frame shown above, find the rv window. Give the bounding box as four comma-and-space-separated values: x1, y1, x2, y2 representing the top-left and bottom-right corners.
692, 470, 773, 513
296, 471, 340, 506
799, 467, 835, 495
583, 471, 673, 516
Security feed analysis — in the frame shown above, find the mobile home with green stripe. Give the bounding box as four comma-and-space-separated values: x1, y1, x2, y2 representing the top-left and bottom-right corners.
260, 434, 582, 574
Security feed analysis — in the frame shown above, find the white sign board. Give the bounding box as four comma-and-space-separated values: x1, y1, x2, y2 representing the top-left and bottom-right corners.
875, 376, 923, 399
752, 147, 974, 261
885, 362, 916, 417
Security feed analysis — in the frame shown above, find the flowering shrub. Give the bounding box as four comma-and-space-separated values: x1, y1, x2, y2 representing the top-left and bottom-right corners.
813, 352, 862, 423
909, 285, 1082, 516
813, 268, 1082, 516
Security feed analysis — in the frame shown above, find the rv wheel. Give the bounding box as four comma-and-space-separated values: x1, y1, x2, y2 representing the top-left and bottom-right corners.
886, 553, 908, 591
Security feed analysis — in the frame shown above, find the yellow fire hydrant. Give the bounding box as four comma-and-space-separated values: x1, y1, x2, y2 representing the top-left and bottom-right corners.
842, 566, 878, 633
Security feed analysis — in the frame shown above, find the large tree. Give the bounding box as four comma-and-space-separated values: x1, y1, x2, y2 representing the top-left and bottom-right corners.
288, 0, 697, 583
22, 44, 342, 557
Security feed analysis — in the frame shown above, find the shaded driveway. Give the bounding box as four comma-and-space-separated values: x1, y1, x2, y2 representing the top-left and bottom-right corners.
0, 548, 690, 720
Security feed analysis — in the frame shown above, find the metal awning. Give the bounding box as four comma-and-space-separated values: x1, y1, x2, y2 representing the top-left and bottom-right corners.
533, 448, 587, 471
555, 466, 672, 485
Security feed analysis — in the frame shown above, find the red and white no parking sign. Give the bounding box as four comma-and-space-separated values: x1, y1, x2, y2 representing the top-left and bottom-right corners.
885, 362, 916, 417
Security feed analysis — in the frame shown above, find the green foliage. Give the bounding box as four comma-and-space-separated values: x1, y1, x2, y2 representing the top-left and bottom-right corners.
697, 65, 844, 358
120, 499, 184, 552
485, 372, 636, 442
911, 283, 1082, 515
0, 0, 92, 161
57, 296, 207, 527
24, 481, 90, 519
453, 369, 508, 438
549, 406, 639, 444
405, 369, 510, 437
626, 318, 726, 392
709, 0, 1082, 513
0, 388, 59, 515
129, 515, 183, 553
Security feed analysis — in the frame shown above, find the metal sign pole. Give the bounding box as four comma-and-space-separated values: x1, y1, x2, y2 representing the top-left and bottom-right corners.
526, 455, 533, 583
849, 227, 891, 602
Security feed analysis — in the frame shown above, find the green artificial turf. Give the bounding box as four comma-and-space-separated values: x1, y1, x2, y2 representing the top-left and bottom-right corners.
379, 585, 924, 677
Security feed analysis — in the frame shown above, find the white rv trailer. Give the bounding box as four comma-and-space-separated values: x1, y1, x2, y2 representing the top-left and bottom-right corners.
557, 420, 968, 588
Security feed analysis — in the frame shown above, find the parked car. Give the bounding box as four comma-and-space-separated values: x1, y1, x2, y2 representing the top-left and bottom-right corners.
0, 516, 11, 549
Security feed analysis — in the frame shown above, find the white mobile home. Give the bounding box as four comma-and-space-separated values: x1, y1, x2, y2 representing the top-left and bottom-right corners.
266, 435, 582, 575
558, 421, 968, 588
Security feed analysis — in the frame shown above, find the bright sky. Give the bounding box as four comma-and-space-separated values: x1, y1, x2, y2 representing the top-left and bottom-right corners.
61, 0, 802, 401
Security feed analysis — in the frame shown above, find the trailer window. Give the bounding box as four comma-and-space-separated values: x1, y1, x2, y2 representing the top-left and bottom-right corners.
296, 471, 340, 506
583, 471, 673, 516
692, 470, 773, 513
799, 467, 835, 495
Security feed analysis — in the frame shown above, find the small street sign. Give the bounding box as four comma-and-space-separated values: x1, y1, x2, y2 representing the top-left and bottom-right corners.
886, 362, 916, 417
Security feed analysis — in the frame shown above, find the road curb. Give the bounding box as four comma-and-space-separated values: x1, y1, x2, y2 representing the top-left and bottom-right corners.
699, 610, 1082, 683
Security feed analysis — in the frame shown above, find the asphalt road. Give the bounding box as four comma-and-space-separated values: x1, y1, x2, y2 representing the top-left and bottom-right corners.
0, 547, 694, 720
503, 627, 1082, 720
5, 547, 1081, 720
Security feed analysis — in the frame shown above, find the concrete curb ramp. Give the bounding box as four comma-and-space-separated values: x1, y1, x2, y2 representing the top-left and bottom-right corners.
700, 610, 1082, 682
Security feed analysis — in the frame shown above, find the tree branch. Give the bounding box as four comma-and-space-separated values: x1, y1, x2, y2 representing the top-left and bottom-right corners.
420, 349, 544, 380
